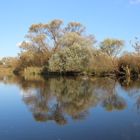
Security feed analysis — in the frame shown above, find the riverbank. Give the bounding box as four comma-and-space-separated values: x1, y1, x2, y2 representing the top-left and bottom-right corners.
0, 67, 14, 76
1, 66, 138, 79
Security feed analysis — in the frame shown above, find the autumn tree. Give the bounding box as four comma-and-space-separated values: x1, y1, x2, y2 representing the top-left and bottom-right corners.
64, 22, 85, 35
131, 37, 140, 54
18, 19, 95, 74
43, 19, 63, 51
100, 38, 124, 57
19, 23, 50, 67
48, 32, 94, 73
0, 57, 19, 68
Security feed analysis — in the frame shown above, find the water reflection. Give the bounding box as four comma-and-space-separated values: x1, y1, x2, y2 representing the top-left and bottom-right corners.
120, 79, 140, 113
1, 75, 140, 125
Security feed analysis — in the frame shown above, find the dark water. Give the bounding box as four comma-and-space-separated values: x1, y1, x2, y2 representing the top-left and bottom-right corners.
0, 76, 140, 140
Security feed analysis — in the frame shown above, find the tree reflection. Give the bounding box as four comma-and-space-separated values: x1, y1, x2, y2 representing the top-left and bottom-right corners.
17, 77, 127, 124
102, 95, 126, 111
50, 78, 97, 120
0, 76, 130, 125
120, 79, 140, 113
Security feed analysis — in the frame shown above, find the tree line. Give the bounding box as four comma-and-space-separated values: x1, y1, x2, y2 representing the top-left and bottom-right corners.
0, 19, 140, 79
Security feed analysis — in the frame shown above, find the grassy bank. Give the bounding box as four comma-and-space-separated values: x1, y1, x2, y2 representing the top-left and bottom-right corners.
0, 67, 14, 76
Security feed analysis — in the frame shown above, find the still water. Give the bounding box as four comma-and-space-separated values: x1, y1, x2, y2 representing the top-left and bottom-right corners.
0, 75, 140, 140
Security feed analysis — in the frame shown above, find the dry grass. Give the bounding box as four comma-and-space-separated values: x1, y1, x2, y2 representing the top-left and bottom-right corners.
0, 67, 14, 76
23, 67, 43, 76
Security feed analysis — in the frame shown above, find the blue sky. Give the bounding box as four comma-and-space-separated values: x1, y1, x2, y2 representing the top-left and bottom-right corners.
0, 0, 140, 57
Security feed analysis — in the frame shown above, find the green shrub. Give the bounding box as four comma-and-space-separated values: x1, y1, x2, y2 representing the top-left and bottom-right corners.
49, 44, 92, 73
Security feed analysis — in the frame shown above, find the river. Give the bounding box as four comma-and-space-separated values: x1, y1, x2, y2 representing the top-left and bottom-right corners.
0, 76, 140, 140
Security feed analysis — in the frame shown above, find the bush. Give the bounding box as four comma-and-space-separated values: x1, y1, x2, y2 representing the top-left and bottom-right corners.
90, 51, 117, 76
23, 67, 43, 76
118, 53, 140, 78
48, 44, 92, 73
